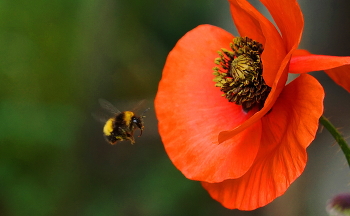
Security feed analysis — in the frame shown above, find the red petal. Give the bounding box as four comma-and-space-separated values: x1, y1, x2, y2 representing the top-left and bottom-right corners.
155, 25, 262, 182
289, 54, 350, 74
229, 0, 285, 87
260, 0, 304, 51
290, 50, 350, 92
202, 74, 324, 210
325, 65, 350, 93
228, 0, 264, 43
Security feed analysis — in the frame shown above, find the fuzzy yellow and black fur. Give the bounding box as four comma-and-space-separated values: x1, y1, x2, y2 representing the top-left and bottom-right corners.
103, 111, 145, 144
96, 99, 147, 145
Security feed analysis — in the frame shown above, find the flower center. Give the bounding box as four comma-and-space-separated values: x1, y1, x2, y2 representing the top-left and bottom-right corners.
213, 37, 271, 112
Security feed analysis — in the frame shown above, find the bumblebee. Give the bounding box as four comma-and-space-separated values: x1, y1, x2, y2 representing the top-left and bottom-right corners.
97, 99, 148, 145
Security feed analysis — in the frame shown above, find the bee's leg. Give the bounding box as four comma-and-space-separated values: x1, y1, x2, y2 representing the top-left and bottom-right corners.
127, 136, 135, 144
133, 121, 144, 137
114, 136, 124, 144
138, 129, 143, 137
122, 129, 135, 144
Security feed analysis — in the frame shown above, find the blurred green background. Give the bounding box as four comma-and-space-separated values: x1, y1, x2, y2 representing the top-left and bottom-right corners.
0, 0, 350, 215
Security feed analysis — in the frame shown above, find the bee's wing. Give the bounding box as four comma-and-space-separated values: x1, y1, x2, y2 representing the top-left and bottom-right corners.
98, 98, 121, 115
132, 99, 150, 116
91, 112, 110, 124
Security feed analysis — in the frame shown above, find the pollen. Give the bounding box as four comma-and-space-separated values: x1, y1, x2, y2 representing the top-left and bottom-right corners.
213, 37, 271, 112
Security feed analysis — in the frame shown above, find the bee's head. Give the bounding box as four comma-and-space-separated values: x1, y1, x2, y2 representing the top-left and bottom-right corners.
132, 117, 144, 131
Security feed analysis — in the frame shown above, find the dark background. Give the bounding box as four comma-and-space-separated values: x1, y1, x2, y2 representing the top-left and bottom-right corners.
0, 0, 349, 215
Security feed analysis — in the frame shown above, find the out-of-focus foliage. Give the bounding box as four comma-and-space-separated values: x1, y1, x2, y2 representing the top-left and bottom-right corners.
1, 0, 350, 215
0, 0, 242, 215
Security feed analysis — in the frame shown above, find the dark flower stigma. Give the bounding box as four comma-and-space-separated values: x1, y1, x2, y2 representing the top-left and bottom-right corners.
213, 37, 271, 112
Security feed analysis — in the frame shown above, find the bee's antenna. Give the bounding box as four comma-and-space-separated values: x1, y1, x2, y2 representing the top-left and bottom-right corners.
138, 108, 150, 137
141, 107, 150, 118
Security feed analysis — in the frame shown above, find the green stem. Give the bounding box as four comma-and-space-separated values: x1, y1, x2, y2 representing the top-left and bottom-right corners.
320, 115, 350, 168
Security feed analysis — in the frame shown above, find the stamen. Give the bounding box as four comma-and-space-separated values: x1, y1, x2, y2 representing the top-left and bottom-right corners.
213, 37, 271, 112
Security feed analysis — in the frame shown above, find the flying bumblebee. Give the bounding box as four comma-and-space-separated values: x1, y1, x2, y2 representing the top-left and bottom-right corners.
95, 99, 149, 145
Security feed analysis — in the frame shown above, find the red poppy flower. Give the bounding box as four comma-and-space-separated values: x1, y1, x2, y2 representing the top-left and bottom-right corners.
155, 0, 350, 210
290, 49, 350, 92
